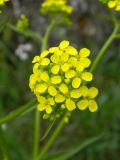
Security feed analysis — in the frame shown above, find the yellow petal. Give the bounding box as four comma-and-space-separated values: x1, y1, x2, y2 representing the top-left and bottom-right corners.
115, 5, 120, 11
82, 58, 91, 68
59, 40, 69, 50
33, 63, 40, 73
61, 63, 70, 72
41, 58, 50, 66
60, 52, 69, 62
29, 75, 36, 90
40, 50, 49, 58
79, 86, 88, 97
77, 99, 88, 110
108, 1, 116, 8
76, 61, 85, 72
50, 54, 60, 64
88, 100, 98, 112
70, 89, 82, 98
51, 76, 61, 84
35, 83, 48, 93
68, 57, 77, 67
46, 105, 53, 114
72, 77, 81, 88
48, 98, 55, 105
59, 83, 68, 94
37, 96, 47, 104
65, 46, 78, 55
79, 48, 90, 58
82, 72, 93, 81
66, 98, 76, 111
49, 47, 59, 53
51, 65, 60, 74
29, 71, 41, 89
61, 5, 73, 14
55, 94, 65, 103
48, 86, 57, 96
88, 87, 99, 99
40, 71, 49, 82
55, 49, 63, 56
37, 104, 46, 111
65, 70, 76, 79
32, 56, 40, 63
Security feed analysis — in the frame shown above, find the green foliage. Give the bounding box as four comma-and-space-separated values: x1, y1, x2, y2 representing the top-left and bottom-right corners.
16, 14, 29, 31
99, 0, 109, 4
45, 133, 105, 160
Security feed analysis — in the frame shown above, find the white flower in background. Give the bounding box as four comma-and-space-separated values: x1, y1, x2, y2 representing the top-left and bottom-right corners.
15, 43, 32, 61
1, 124, 7, 130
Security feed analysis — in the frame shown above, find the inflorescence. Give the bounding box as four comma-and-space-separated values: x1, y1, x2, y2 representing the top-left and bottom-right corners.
0, 0, 9, 13
0, 0, 8, 5
100, 0, 120, 11
108, 0, 120, 11
29, 41, 99, 120
40, 0, 73, 15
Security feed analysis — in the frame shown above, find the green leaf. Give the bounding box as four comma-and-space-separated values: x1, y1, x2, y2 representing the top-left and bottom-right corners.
0, 99, 37, 124
45, 133, 105, 160
0, 17, 9, 33
7, 23, 42, 42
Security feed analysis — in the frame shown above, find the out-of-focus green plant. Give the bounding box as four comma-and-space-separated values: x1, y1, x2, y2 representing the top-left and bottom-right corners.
40, 0, 73, 15
40, 0, 73, 25
0, 0, 8, 5
16, 14, 29, 31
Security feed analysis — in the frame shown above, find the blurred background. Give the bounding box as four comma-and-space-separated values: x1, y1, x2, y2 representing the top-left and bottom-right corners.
0, 0, 120, 159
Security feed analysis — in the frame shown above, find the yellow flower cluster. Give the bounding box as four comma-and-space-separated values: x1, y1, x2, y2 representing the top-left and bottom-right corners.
0, 0, 8, 5
29, 41, 99, 119
0, 0, 9, 13
108, 0, 120, 11
41, 0, 73, 15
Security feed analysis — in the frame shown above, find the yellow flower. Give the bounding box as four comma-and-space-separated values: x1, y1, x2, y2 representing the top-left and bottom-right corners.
107, 0, 120, 11
77, 86, 98, 112
0, 0, 8, 5
40, 0, 73, 15
37, 96, 53, 114
66, 98, 76, 111
29, 40, 99, 119
0, 0, 9, 13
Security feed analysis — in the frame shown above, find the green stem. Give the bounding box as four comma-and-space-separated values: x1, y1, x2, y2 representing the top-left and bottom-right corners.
114, 34, 120, 39
40, 119, 56, 142
0, 127, 11, 160
7, 24, 42, 42
33, 20, 55, 159
37, 113, 67, 160
41, 20, 55, 52
33, 110, 41, 160
90, 23, 119, 72
0, 99, 37, 125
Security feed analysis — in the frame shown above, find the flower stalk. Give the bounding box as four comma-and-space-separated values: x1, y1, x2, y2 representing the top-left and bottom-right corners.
90, 22, 120, 72
41, 20, 55, 52
37, 112, 68, 160
33, 19, 55, 160
33, 110, 41, 160
0, 127, 11, 160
